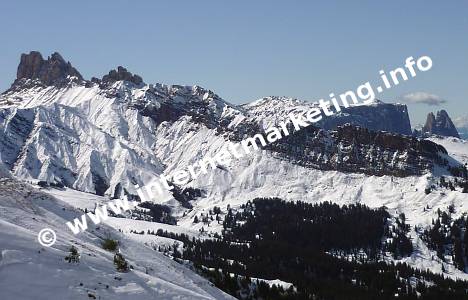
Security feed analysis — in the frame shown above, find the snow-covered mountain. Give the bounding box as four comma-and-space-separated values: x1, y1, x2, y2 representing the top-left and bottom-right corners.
0, 52, 448, 198
1, 51, 468, 298
0, 50, 464, 234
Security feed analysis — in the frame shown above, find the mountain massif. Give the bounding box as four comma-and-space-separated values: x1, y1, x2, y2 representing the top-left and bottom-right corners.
0, 51, 451, 197
1, 51, 468, 299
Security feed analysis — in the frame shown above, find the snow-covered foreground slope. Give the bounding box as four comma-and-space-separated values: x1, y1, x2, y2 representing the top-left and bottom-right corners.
0, 178, 233, 300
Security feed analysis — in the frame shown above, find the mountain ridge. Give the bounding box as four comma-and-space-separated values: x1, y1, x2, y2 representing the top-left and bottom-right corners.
0, 51, 455, 198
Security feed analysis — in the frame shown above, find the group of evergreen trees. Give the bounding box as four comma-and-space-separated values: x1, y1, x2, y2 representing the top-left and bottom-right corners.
193, 206, 223, 225
422, 206, 468, 272
128, 202, 177, 225
385, 213, 413, 258
154, 199, 468, 299
65, 238, 130, 273
220, 199, 404, 258
447, 164, 468, 193
439, 175, 468, 193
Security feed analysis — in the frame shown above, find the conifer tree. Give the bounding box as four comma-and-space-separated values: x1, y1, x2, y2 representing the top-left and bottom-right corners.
65, 246, 80, 263
114, 253, 129, 272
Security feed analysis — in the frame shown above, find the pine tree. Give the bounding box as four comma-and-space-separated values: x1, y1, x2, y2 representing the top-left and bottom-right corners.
65, 246, 80, 263
114, 253, 129, 272
102, 238, 118, 251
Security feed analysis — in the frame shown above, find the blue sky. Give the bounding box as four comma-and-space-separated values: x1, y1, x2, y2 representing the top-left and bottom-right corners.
1, 1, 467, 124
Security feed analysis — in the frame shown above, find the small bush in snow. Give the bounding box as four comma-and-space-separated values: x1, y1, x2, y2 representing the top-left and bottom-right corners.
102, 238, 118, 251
64, 246, 80, 263
114, 253, 129, 272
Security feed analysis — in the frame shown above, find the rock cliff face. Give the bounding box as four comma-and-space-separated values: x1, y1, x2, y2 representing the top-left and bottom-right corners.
243, 97, 413, 136
101, 66, 144, 86
264, 124, 447, 177
14, 51, 83, 86
318, 101, 413, 136
422, 110, 460, 138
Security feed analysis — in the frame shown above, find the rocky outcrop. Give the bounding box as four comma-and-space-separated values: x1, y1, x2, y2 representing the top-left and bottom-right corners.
131, 85, 233, 129
101, 66, 144, 86
243, 97, 413, 136
15, 51, 83, 86
10, 51, 144, 89
422, 110, 460, 138
318, 101, 413, 136
265, 124, 448, 177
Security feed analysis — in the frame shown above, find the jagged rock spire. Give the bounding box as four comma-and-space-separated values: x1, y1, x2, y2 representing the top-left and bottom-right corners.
101, 66, 143, 85
422, 109, 460, 138
15, 51, 83, 86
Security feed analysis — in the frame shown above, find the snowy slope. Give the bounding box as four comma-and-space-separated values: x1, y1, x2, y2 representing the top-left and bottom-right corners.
454, 115, 468, 140
0, 78, 246, 199
0, 177, 234, 300
427, 136, 468, 165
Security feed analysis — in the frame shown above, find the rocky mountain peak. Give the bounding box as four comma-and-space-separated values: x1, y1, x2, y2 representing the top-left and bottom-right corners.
101, 66, 144, 85
422, 109, 460, 138
15, 51, 83, 86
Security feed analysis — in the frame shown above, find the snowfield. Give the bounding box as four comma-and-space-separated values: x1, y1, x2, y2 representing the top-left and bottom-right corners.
0, 178, 234, 300
428, 136, 468, 164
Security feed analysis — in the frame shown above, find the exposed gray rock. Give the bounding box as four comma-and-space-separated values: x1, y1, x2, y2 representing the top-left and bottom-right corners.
264, 123, 448, 177
422, 110, 460, 138
15, 51, 83, 86
101, 66, 144, 86
318, 100, 413, 136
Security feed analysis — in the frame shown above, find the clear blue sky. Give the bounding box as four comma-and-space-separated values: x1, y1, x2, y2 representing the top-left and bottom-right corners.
1, 0, 467, 125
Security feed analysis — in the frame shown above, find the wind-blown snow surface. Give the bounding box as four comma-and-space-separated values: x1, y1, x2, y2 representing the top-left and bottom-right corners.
0, 177, 233, 300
